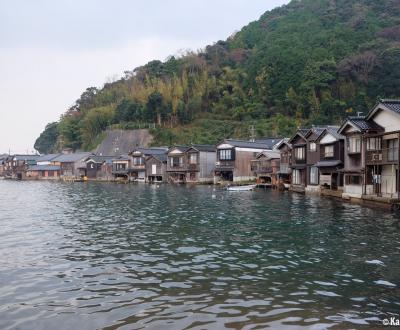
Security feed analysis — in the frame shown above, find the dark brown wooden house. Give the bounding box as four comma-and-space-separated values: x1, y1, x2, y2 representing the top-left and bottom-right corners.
288, 129, 309, 192
276, 139, 292, 189
145, 154, 167, 183
85, 155, 114, 180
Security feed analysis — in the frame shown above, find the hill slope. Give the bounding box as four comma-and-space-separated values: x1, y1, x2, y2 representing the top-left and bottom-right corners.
35, 0, 400, 153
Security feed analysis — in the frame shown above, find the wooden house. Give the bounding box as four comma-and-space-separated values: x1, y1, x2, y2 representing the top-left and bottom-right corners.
338, 116, 383, 199
129, 147, 168, 183
276, 139, 292, 189
167, 145, 216, 183
51, 152, 92, 179
362, 99, 400, 198
6, 154, 40, 179
85, 155, 114, 180
111, 154, 132, 180
288, 130, 309, 192
145, 153, 167, 183
214, 139, 275, 183
26, 165, 60, 179
0, 155, 7, 177
314, 127, 345, 192
251, 150, 281, 187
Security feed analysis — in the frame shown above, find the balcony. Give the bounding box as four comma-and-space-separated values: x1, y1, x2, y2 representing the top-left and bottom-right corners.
187, 163, 199, 171
167, 164, 187, 172
215, 160, 234, 170
366, 148, 399, 165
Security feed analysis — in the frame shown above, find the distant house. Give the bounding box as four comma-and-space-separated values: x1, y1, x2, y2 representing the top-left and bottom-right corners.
338, 116, 383, 199
85, 155, 114, 180
166, 145, 216, 183
276, 139, 292, 189
129, 147, 169, 183
51, 152, 92, 178
145, 153, 167, 183
26, 165, 60, 180
214, 139, 275, 183
166, 146, 190, 183
251, 150, 281, 187
0, 155, 7, 177
5, 154, 40, 179
288, 130, 309, 192
314, 127, 345, 193
112, 154, 131, 180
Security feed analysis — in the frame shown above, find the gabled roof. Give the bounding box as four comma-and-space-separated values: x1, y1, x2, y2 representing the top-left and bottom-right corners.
305, 126, 328, 140
147, 153, 167, 163
12, 154, 40, 161
188, 144, 216, 152
168, 146, 191, 153
86, 155, 115, 163
255, 150, 281, 160
288, 130, 308, 144
366, 99, 400, 120
113, 154, 130, 161
317, 126, 344, 142
275, 138, 292, 150
255, 138, 283, 150
36, 153, 61, 162
338, 116, 384, 134
131, 147, 169, 156
27, 165, 60, 171
52, 152, 92, 163
218, 139, 273, 149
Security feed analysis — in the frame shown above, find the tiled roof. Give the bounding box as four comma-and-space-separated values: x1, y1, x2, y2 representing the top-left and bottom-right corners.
148, 154, 168, 162
52, 152, 92, 163
86, 155, 115, 163
348, 116, 383, 131
190, 144, 216, 152
132, 147, 169, 155
13, 154, 41, 161
256, 150, 281, 159
323, 126, 344, 141
168, 146, 191, 153
222, 139, 274, 149
36, 154, 61, 162
255, 138, 283, 150
380, 99, 400, 114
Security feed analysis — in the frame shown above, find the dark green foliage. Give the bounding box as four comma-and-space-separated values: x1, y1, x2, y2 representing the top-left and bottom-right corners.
36, 0, 400, 150
34, 122, 59, 154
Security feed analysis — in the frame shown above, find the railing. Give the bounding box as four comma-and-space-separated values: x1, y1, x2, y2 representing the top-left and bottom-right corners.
215, 160, 234, 169
187, 163, 199, 171
366, 148, 399, 164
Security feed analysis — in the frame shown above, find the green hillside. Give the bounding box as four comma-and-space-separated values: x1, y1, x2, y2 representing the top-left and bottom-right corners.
35, 0, 400, 153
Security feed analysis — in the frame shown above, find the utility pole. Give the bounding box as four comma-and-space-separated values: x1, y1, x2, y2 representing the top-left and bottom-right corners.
249, 125, 256, 142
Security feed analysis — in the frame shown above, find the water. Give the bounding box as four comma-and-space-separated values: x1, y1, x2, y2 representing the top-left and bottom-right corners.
0, 181, 399, 329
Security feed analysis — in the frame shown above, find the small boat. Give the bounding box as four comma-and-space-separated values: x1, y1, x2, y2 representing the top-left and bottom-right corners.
227, 184, 257, 191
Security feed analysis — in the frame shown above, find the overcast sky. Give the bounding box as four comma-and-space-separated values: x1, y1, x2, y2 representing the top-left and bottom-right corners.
0, 0, 289, 154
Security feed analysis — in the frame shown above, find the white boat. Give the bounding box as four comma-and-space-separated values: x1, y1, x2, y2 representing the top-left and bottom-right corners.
227, 184, 257, 191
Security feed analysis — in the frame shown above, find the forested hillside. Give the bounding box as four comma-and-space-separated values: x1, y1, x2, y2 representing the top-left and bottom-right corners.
35, 0, 400, 153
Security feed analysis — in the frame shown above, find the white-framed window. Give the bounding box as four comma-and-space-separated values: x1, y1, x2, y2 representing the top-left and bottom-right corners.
293, 169, 302, 185
133, 157, 144, 165
152, 164, 157, 174
387, 139, 399, 162
294, 147, 305, 160
219, 149, 232, 160
348, 136, 361, 153
324, 145, 334, 158
310, 166, 319, 185
367, 137, 381, 151
309, 142, 316, 152
189, 153, 197, 164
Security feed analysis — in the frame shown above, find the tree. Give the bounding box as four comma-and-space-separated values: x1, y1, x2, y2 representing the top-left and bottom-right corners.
34, 122, 59, 154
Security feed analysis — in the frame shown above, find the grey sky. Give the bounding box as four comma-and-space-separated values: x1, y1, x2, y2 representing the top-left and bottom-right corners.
0, 0, 289, 154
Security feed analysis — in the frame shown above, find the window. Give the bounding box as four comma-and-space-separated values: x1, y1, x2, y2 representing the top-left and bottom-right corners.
189, 153, 197, 164
367, 137, 382, 151
293, 169, 302, 185
152, 164, 157, 174
387, 139, 399, 162
309, 142, 316, 152
310, 167, 319, 185
324, 145, 334, 158
170, 157, 183, 167
294, 147, 305, 160
133, 157, 144, 165
348, 136, 361, 153
219, 149, 232, 160
346, 175, 361, 185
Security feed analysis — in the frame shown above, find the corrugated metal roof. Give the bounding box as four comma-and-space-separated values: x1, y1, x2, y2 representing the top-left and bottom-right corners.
256, 150, 281, 159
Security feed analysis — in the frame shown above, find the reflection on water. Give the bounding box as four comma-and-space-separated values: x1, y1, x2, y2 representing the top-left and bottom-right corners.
0, 181, 399, 329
